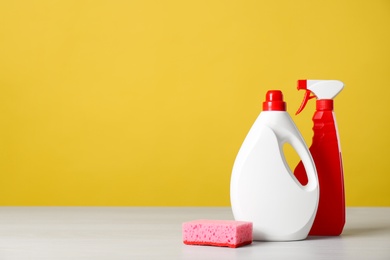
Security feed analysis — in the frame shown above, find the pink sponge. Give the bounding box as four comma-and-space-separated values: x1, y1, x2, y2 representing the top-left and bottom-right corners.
182, 219, 253, 248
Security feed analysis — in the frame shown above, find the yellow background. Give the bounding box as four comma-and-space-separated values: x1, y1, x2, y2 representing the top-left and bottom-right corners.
1, 0, 389, 206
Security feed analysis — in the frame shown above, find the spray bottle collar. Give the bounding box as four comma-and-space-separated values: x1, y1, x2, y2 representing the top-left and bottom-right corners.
316, 99, 334, 111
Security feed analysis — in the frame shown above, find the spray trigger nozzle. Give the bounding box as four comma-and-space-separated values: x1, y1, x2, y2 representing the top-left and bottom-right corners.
296, 90, 316, 115
295, 79, 344, 115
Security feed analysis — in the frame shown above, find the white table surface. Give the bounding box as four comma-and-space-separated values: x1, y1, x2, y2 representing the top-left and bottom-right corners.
0, 207, 389, 259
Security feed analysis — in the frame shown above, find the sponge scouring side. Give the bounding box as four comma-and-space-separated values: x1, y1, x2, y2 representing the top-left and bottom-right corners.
182, 219, 253, 248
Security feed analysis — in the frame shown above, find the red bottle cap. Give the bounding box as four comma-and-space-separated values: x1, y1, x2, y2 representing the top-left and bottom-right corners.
262, 90, 286, 111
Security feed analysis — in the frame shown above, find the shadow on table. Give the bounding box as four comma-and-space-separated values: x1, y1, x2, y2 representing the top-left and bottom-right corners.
305, 226, 390, 240
341, 226, 390, 237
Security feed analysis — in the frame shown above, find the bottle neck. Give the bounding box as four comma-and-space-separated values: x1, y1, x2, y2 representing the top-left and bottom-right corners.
316, 100, 333, 111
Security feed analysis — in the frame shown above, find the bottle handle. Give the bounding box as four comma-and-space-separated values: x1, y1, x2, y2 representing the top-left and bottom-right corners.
285, 134, 318, 191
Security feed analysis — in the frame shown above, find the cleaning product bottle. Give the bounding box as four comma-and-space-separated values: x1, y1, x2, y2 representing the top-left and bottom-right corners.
230, 90, 319, 241
294, 79, 345, 236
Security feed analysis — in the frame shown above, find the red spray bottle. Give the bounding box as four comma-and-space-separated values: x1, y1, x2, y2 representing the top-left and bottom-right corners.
294, 79, 345, 236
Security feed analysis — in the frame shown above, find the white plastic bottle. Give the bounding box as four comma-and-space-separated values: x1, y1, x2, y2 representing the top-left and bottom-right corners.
230, 90, 319, 241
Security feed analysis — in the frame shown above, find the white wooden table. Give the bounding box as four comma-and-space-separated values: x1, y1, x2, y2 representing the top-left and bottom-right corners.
0, 207, 389, 259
